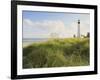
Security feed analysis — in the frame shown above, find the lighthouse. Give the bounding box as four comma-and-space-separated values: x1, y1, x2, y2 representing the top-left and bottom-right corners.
77, 20, 80, 38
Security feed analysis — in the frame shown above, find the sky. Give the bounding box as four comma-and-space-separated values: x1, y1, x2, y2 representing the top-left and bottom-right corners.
22, 11, 90, 38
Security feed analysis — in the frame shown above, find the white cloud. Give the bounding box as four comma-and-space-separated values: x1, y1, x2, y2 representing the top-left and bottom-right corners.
23, 19, 89, 38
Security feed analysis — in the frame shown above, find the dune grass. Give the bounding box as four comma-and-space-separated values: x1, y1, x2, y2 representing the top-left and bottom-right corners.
23, 38, 90, 68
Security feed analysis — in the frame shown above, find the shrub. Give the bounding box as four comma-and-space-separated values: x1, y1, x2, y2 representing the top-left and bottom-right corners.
23, 38, 89, 68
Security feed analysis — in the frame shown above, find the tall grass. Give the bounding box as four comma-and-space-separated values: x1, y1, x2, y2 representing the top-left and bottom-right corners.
23, 38, 89, 68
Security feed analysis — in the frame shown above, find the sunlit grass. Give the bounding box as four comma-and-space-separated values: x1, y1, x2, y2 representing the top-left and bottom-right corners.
23, 38, 90, 68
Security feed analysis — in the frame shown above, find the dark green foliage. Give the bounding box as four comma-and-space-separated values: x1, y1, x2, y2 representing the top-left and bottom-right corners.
23, 38, 90, 68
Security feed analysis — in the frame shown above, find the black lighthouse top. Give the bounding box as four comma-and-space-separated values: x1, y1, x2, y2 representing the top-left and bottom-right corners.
78, 20, 80, 24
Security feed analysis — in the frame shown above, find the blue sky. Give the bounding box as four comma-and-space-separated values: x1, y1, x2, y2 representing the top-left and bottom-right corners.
23, 11, 90, 38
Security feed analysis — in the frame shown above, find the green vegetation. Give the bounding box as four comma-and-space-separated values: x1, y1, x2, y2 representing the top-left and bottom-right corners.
23, 38, 90, 68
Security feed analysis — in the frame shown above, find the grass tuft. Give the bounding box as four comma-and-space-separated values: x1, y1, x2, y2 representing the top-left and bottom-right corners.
23, 38, 90, 68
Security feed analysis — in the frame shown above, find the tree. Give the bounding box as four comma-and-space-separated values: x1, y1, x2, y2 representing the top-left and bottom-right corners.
50, 33, 59, 39
87, 32, 90, 38
73, 34, 76, 38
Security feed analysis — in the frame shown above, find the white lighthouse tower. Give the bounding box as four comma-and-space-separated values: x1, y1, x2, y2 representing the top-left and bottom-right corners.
77, 20, 80, 38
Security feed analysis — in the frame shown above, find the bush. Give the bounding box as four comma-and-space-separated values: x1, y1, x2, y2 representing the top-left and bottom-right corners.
23, 38, 90, 68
